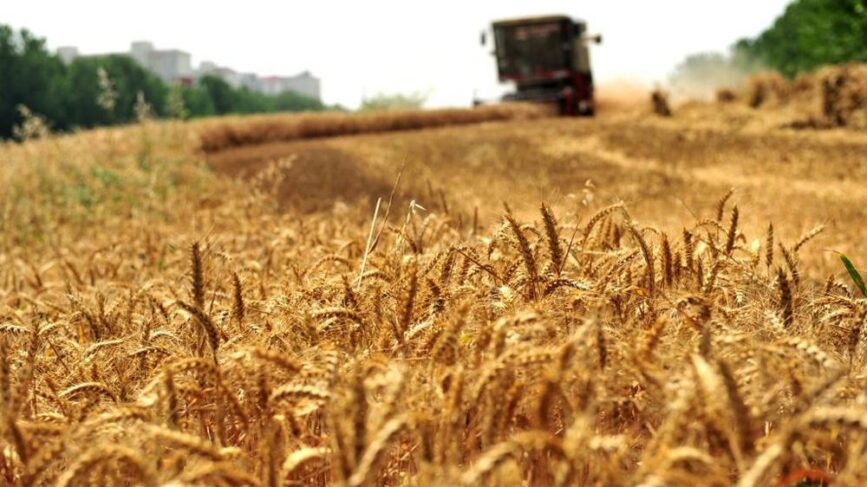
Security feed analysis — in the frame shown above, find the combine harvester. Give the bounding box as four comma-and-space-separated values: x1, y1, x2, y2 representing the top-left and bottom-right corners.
480, 15, 602, 116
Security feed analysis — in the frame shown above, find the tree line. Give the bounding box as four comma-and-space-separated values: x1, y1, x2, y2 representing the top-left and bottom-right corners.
671, 0, 867, 88
739, 0, 867, 77
0, 24, 330, 139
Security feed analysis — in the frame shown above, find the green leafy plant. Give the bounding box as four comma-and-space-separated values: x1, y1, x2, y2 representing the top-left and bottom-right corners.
841, 254, 867, 297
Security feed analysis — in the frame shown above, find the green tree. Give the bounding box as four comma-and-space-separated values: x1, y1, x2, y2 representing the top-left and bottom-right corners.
56, 55, 167, 129
166, 83, 188, 119
234, 88, 271, 113
740, 0, 867, 77
360, 92, 427, 111
273, 90, 324, 112
199, 78, 325, 115
199, 75, 238, 115
0, 26, 66, 137
180, 85, 216, 117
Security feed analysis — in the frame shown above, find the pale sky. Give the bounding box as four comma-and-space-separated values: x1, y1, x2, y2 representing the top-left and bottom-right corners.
5, 1, 791, 108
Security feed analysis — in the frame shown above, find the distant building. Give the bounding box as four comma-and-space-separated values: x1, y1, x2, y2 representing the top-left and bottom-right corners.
257, 76, 288, 96
198, 61, 242, 88
284, 71, 321, 100
258, 72, 321, 100
129, 41, 153, 67
130, 41, 193, 83
56, 41, 321, 100
57, 46, 80, 64
239, 72, 259, 91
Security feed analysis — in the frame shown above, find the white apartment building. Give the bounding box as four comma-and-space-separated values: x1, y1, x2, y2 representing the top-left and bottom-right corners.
130, 42, 194, 83
239, 72, 259, 91
56, 41, 321, 100
198, 61, 243, 88
257, 72, 321, 100
284, 71, 320, 100
56, 46, 80, 64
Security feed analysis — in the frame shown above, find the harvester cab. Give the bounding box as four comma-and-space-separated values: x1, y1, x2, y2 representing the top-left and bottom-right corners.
481, 15, 601, 116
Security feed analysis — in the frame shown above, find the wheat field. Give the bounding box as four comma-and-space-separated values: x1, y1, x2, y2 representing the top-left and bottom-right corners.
2, 90, 867, 486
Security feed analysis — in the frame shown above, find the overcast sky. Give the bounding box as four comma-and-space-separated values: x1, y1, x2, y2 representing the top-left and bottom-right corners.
6, 1, 791, 108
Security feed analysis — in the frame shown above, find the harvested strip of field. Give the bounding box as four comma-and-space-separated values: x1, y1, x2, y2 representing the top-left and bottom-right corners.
205, 104, 867, 277
198, 103, 552, 153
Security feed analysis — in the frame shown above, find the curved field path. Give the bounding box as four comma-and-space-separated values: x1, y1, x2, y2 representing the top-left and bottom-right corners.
206, 105, 867, 276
